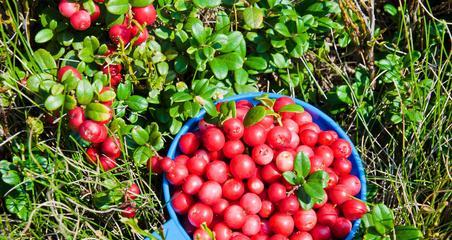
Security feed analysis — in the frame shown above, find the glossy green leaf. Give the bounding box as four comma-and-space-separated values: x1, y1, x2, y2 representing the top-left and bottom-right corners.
217, 53, 244, 70
275, 23, 291, 37
243, 7, 264, 29
294, 152, 310, 178
279, 104, 304, 113
76, 80, 94, 105
45, 94, 65, 111
117, 81, 132, 100
245, 56, 267, 70
243, 106, 267, 127
384, 3, 397, 16
130, 0, 152, 7
282, 171, 297, 185
132, 126, 149, 145
308, 170, 329, 188
35, 28, 54, 43
216, 11, 230, 33
2, 170, 21, 185
297, 187, 314, 210
5, 190, 29, 220
105, 0, 129, 15
303, 182, 324, 200
34, 49, 57, 74
133, 146, 153, 168
85, 103, 112, 122
126, 95, 148, 112
394, 226, 423, 240
209, 58, 229, 80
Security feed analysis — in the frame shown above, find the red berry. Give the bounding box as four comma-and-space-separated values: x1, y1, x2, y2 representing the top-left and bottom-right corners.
318, 131, 335, 146
214, 223, 233, 240
240, 193, 262, 214
298, 122, 321, 134
222, 179, 245, 201
188, 203, 213, 227
293, 209, 317, 232
79, 120, 107, 143
147, 156, 162, 174
332, 158, 352, 176
309, 155, 325, 173
269, 234, 289, 240
242, 215, 261, 236
99, 155, 117, 171
275, 151, 295, 172
244, 125, 267, 147
299, 129, 318, 147
125, 183, 140, 200
101, 137, 121, 159
327, 184, 350, 205
130, 25, 149, 46
166, 164, 189, 185
282, 119, 299, 133
247, 177, 265, 195
257, 115, 275, 130
224, 205, 247, 229
341, 199, 367, 220
330, 139, 352, 158
89, 3, 101, 22
160, 157, 175, 172
58, 66, 82, 81
317, 203, 338, 226
267, 126, 291, 149
296, 145, 314, 158
315, 145, 334, 167
269, 213, 294, 236
273, 97, 295, 112
278, 195, 300, 215
230, 154, 256, 180
212, 199, 229, 215
223, 140, 245, 159
86, 147, 99, 165
288, 131, 300, 149
202, 128, 226, 152
198, 181, 222, 205
109, 24, 132, 45
68, 107, 85, 131
70, 10, 91, 30
205, 160, 229, 184
121, 206, 136, 218
223, 118, 245, 140
187, 156, 208, 175
132, 5, 157, 26
309, 225, 331, 240
252, 144, 274, 165
179, 132, 200, 155
290, 232, 313, 240
259, 200, 275, 218
268, 182, 286, 203
292, 112, 312, 126
338, 175, 361, 196
193, 228, 211, 240
261, 163, 282, 183
172, 191, 193, 214
58, 0, 80, 18
325, 168, 339, 189
182, 174, 203, 195
331, 217, 352, 238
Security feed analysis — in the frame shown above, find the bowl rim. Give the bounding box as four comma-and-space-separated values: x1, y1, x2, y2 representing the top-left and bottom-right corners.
163, 92, 367, 240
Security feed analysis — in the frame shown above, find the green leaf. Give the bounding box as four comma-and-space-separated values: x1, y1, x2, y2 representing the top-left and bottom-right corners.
220, 32, 243, 53
394, 226, 423, 240
275, 23, 291, 37
383, 3, 397, 16
5, 190, 29, 220
279, 104, 304, 113
215, 11, 230, 34
243, 7, 264, 29
98, 89, 116, 102
234, 69, 249, 85
209, 58, 229, 80
245, 56, 267, 70
105, 0, 129, 15
34, 49, 57, 74
117, 81, 132, 100
78, 48, 94, 63
130, 0, 152, 7
193, 0, 221, 8
126, 95, 148, 112
272, 53, 288, 68
76, 80, 94, 105
85, 103, 112, 122
308, 170, 329, 188
243, 106, 267, 127
35, 28, 54, 43
303, 182, 324, 200
64, 95, 77, 110
2, 170, 21, 185
134, 146, 153, 168
297, 187, 314, 210
217, 53, 244, 70
45, 94, 65, 111
203, 99, 219, 117
282, 171, 297, 185
191, 22, 208, 44
372, 204, 394, 230
132, 126, 149, 145
172, 92, 193, 103
294, 152, 310, 178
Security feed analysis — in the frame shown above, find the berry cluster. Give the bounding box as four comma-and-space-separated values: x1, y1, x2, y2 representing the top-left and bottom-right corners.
58, 0, 101, 31
158, 97, 367, 240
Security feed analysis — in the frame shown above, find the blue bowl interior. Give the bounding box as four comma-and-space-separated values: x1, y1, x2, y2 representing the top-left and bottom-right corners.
164, 92, 366, 240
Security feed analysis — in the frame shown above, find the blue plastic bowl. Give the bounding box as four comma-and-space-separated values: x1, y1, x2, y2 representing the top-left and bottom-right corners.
153, 92, 366, 240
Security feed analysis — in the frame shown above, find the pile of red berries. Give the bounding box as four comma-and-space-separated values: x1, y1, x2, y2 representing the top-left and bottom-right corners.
159, 97, 367, 240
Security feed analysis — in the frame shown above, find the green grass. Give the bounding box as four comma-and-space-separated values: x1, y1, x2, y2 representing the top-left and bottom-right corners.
1, 0, 451, 239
